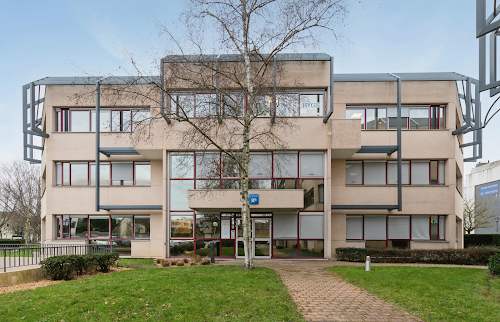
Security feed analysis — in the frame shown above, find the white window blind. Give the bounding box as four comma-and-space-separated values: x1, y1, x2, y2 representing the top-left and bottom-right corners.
411, 161, 429, 185
195, 153, 219, 179
273, 152, 298, 178
364, 215, 386, 240
273, 214, 298, 239
439, 216, 446, 239
364, 162, 386, 185
388, 216, 410, 239
346, 216, 363, 239
346, 162, 362, 184
249, 153, 271, 178
112, 163, 133, 181
299, 214, 323, 239
438, 161, 445, 184
387, 162, 410, 184
300, 153, 323, 178
411, 216, 430, 240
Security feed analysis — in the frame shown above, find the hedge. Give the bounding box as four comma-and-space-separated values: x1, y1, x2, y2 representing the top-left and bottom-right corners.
40, 253, 119, 280
0, 239, 25, 245
464, 234, 500, 248
335, 248, 498, 265
489, 253, 500, 275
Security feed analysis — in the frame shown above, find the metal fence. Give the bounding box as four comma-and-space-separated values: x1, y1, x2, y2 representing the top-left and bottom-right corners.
0, 244, 114, 273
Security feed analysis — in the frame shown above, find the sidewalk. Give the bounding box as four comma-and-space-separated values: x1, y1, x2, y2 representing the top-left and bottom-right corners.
218, 259, 423, 322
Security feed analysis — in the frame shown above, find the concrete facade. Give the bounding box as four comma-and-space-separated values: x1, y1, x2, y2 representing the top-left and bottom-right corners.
36, 58, 466, 259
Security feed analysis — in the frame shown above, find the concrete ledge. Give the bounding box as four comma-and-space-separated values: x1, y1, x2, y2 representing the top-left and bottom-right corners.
0, 267, 44, 286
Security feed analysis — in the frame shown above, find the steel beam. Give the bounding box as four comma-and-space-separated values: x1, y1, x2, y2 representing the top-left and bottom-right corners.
99, 147, 140, 157
95, 81, 101, 212
396, 76, 402, 212
356, 145, 398, 155
271, 56, 277, 123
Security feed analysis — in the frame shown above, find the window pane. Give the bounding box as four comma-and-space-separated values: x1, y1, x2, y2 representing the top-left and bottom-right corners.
439, 107, 445, 129
249, 153, 271, 178
346, 216, 363, 239
254, 95, 272, 117
100, 110, 111, 132
196, 180, 220, 189
196, 214, 220, 239
300, 153, 323, 178
89, 216, 110, 238
114, 240, 131, 256
63, 215, 70, 238
170, 240, 194, 256
132, 110, 150, 131
222, 154, 241, 178
411, 161, 429, 185
273, 179, 298, 189
111, 216, 133, 239
196, 240, 221, 257
273, 214, 298, 239
439, 216, 446, 240
55, 216, 61, 238
172, 94, 195, 117
410, 108, 429, 129
276, 93, 299, 116
171, 214, 194, 238
346, 162, 362, 185
196, 153, 219, 179
364, 215, 386, 240
90, 163, 110, 186
249, 180, 272, 189
411, 216, 430, 240
112, 162, 133, 185
222, 92, 244, 117
170, 180, 194, 210
221, 240, 235, 256
299, 94, 323, 116
346, 108, 365, 129
71, 163, 88, 186
430, 161, 438, 184
273, 152, 298, 178
430, 106, 438, 129
134, 216, 150, 239
364, 162, 386, 185
70, 110, 90, 132
171, 154, 194, 179
221, 180, 240, 189
299, 240, 323, 257
56, 163, 62, 186
389, 117, 409, 129
111, 110, 121, 132
70, 216, 87, 238
135, 163, 151, 185
431, 215, 439, 239
196, 93, 217, 117
438, 161, 445, 184
366, 108, 387, 130
387, 161, 410, 185
388, 216, 410, 239
63, 163, 70, 185
300, 180, 324, 210
299, 214, 323, 239
122, 110, 132, 132
273, 240, 298, 258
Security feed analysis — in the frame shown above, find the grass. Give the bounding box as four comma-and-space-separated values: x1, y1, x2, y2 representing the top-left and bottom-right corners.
118, 258, 157, 268
329, 266, 500, 322
0, 265, 303, 321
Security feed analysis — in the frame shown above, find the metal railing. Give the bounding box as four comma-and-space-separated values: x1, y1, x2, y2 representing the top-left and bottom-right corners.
0, 244, 114, 273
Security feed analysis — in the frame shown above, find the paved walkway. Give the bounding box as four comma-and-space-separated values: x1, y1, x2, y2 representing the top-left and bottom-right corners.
218, 260, 423, 322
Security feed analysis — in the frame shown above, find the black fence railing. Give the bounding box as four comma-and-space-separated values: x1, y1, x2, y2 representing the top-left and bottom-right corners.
0, 244, 114, 273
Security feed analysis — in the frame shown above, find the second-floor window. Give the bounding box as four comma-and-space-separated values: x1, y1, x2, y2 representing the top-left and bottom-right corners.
346, 105, 445, 130
55, 108, 149, 132
55, 161, 151, 186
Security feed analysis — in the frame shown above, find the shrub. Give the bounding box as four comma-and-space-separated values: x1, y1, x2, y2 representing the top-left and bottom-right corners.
191, 254, 201, 263
465, 234, 500, 248
489, 253, 500, 276
40, 252, 119, 280
177, 261, 185, 267
40, 255, 75, 280
183, 258, 189, 264
201, 259, 211, 265
190, 261, 198, 265
335, 248, 498, 265
161, 260, 171, 267
0, 239, 25, 245
155, 258, 162, 264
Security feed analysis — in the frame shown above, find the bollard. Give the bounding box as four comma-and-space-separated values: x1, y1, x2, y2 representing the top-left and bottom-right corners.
365, 256, 371, 271
210, 241, 215, 263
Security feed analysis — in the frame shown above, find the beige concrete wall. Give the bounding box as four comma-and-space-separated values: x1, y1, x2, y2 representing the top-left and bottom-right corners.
0, 268, 44, 286
131, 214, 163, 258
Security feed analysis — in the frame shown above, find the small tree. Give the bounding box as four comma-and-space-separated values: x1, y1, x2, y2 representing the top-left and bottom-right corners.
463, 196, 498, 234
0, 161, 41, 242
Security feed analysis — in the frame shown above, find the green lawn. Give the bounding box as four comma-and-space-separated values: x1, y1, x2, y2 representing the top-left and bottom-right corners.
118, 258, 157, 268
329, 266, 500, 322
0, 265, 303, 322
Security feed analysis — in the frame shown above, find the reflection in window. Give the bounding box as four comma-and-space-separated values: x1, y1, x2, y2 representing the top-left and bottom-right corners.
221, 180, 240, 189
410, 108, 430, 129
196, 153, 220, 179
273, 152, 298, 178
299, 240, 324, 257
222, 154, 241, 178
134, 216, 150, 239
170, 240, 194, 256
273, 179, 298, 189
171, 214, 194, 238
346, 162, 362, 185
111, 216, 133, 239
276, 93, 299, 116
135, 163, 151, 185
112, 162, 133, 186
196, 94, 218, 117
300, 180, 324, 210
249, 180, 272, 190
222, 92, 244, 117
70, 110, 90, 132
249, 153, 271, 178
171, 154, 194, 179
346, 108, 365, 129
89, 216, 110, 238
273, 240, 298, 258
299, 94, 324, 116
254, 95, 272, 117
171, 94, 195, 117
90, 163, 111, 186
196, 214, 221, 239
366, 108, 386, 130
70, 163, 88, 186
70, 216, 88, 238
170, 180, 194, 210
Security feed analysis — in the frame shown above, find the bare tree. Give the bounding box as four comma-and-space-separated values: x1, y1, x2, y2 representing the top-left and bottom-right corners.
0, 161, 41, 242
74, 0, 348, 268
463, 197, 498, 234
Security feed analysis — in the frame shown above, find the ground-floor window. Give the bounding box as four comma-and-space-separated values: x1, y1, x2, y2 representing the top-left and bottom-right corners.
55, 215, 151, 255
346, 215, 446, 249
169, 212, 325, 258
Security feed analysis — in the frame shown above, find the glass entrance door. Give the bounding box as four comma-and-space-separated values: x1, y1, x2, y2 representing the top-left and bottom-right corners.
236, 218, 271, 258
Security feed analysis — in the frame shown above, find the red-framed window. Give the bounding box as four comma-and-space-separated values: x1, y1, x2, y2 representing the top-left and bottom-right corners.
346, 160, 445, 186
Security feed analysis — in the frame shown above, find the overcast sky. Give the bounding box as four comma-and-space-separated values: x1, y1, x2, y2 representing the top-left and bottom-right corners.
0, 0, 498, 178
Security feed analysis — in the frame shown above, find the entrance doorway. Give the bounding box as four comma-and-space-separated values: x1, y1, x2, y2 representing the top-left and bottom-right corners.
236, 218, 271, 258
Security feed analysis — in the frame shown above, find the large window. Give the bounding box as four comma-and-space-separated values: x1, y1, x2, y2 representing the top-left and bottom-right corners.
346, 160, 445, 185
346, 215, 445, 248
56, 162, 151, 186
55, 108, 149, 132
346, 105, 445, 130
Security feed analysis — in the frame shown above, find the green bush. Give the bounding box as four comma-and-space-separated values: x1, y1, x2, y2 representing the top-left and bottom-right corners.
40, 253, 119, 280
489, 253, 500, 276
465, 234, 500, 248
335, 248, 498, 265
0, 239, 25, 245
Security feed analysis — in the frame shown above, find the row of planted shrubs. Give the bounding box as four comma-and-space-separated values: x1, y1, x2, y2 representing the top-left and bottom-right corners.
40, 253, 119, 280
335, 248, 499, 266
464, 234, 500, 248
0, 239, 25, 245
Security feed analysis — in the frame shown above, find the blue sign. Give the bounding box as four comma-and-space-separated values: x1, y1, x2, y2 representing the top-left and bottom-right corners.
480, 183, 499, 196
249, 194, 259, 205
